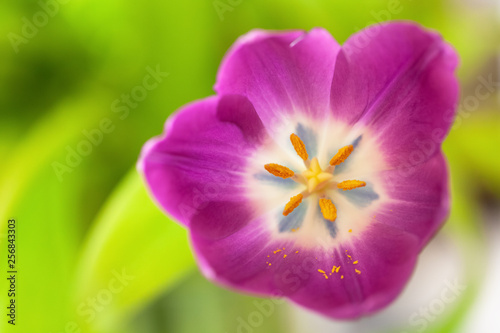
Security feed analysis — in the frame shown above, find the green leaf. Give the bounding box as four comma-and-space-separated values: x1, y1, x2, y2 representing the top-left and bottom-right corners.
74, 169, 195, 332
444, 110, 500, 196
131, 273, 288, 333
0, 89, 112, 235
0, 164, 82, 333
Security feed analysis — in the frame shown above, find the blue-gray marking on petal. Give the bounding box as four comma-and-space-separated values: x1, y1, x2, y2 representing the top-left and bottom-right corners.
334, 135, 363, 175
254, 172, 297, 188
295, 123, 317, 157
278, 202, 307, 232
315, 204, 337, 238
351, 135, 362, 149
324, 220, 338, 238
339, 183, 379, 208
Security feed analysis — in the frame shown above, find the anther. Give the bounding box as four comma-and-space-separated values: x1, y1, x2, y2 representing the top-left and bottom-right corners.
264, 163, 295, 179
283, 193, 303, 216
329, 145, 353, 166
337, 180, 366, 191
319, 198, 337, 222
290, 133, 308, 161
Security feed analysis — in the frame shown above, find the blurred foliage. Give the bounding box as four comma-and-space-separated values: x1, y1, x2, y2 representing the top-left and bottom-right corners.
0, 0, 499, 332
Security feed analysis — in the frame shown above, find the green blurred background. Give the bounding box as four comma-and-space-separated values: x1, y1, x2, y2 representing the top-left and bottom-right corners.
1, 0, 499, 332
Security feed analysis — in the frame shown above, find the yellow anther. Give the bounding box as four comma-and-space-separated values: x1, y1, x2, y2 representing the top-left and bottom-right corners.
265, 133, 367, 225
353, 260, 358, 264
355, 269, 361, 274
336, 266, 340, 273
319, 198, 337, 222
283, 193, 303, 216
337, 180, 366, 191
329, 145, 354, 166
290, 133, 308, 161
264, 163, 295, 179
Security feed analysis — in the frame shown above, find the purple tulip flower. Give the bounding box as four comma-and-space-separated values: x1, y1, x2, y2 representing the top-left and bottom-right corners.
138, 22, 458, 319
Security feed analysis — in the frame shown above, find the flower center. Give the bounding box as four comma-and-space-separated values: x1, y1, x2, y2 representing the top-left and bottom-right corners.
264, 133, 366, 223
302, 157, 333, 193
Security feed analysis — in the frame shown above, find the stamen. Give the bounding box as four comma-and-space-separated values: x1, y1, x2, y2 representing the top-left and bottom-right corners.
337, 180, 366, 191
319, 198, 337, 222
329, 145, 353, 166
283, 193, 303, 216
290, 134, 308, 161
264, 163, 294, 179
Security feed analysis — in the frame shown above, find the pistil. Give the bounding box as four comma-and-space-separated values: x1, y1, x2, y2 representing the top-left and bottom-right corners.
264, 133, 367, 223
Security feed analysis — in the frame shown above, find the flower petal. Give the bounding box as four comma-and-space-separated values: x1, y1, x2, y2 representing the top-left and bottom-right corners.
378, 151, 450, 248
215, 28, 342, 133
190, 207, 420, 318
282, 223, 420, 319
330, 22, 459, 168
138, 95, 266, 226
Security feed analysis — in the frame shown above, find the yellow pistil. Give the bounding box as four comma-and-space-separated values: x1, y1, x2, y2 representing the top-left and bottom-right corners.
264, 163, 294, 179
337, 180, 366, 191
283, 194, 303, 216
329, 145, 353, 166
290, 133, 308, 161
302, 158, 333, 192
319, 198, 337, 222
264, 133, 368, 225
